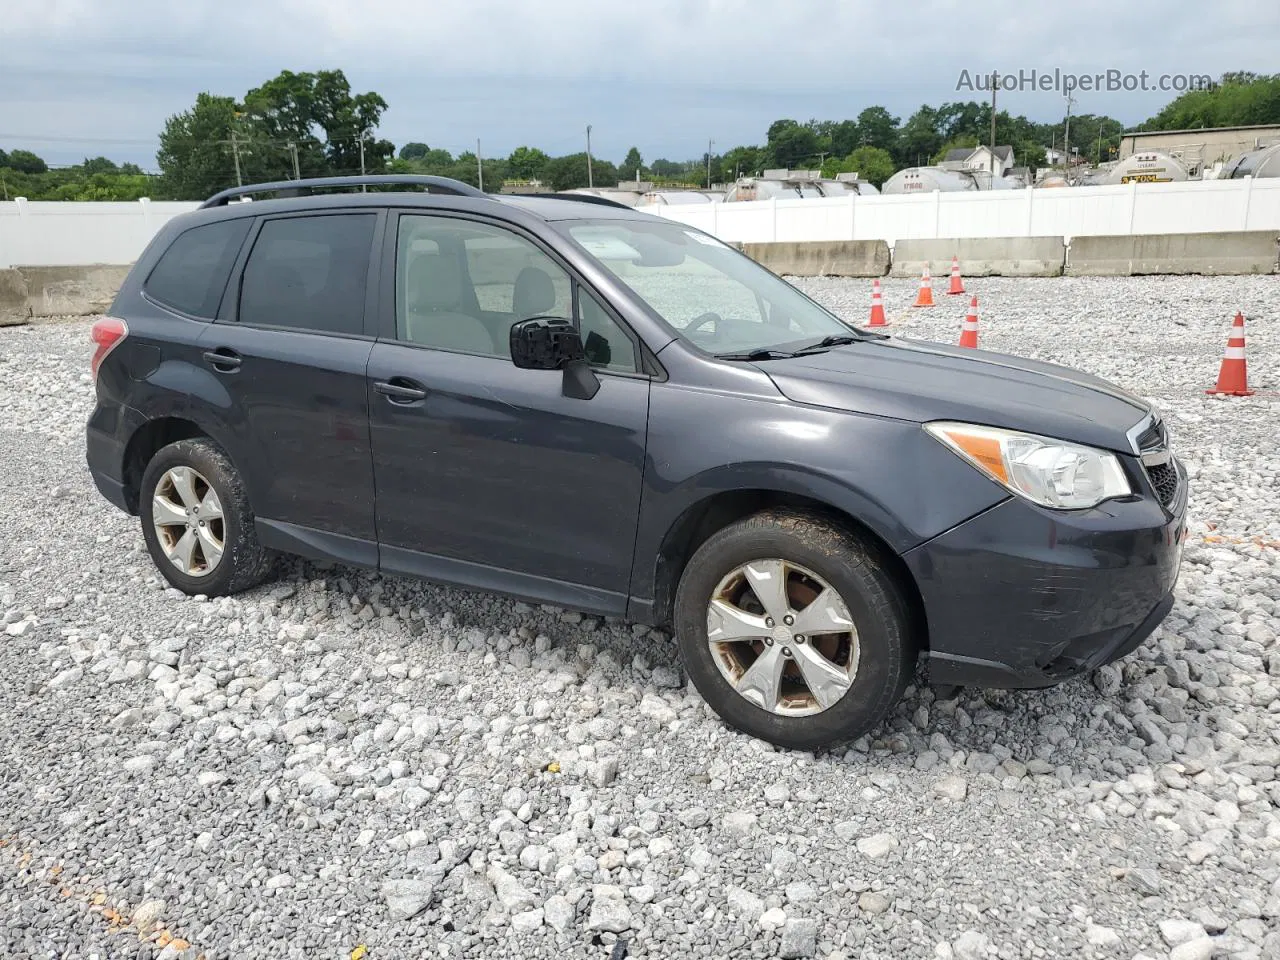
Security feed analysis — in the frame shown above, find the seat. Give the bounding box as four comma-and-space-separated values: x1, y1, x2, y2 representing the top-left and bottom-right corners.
405, 255, 496, 355
512, 266, 558, 320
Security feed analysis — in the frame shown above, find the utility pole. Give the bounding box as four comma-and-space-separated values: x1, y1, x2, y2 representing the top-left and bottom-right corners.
287, 141, 300, 180
990, 70, 998, 157
1095, 120, 1109, 165
1063, 92, 1076, 180
706, 138, 714, 189
230, 129, 243, 187
359, 136, 367, 192
476, 138, 483, 192
586, 125, 594, 188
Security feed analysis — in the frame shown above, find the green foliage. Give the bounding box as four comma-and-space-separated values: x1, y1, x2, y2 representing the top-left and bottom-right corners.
157, 70, 394, 200
622, 146, 643, 174
544, 152, 619, 191
855, 107, 900, 153
822, 146, 895, 187
399, 142, 429, 161
0, 162, 161, 201
1141, 72, 1280, 131
6, 149, 48, 174
765, 119, 821, 168
507, 146, 550, 180
157, 92, 240, 199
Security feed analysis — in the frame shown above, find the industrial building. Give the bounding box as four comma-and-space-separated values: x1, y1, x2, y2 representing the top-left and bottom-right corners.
1118, 124, 1280, 172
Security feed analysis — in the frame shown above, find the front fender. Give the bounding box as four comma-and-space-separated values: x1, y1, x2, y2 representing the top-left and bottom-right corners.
628, 383, 1009, 614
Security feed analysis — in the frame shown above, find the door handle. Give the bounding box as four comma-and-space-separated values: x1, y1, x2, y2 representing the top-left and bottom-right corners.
374, 379, 428, 403
202, 348, 242, 372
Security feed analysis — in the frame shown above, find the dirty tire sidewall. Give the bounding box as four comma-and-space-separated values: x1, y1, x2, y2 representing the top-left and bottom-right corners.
139, 438, 275, 597
674, 510, 913, 751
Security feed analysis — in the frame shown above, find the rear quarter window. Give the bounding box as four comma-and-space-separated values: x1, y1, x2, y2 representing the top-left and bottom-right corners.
144, 218, 251, 318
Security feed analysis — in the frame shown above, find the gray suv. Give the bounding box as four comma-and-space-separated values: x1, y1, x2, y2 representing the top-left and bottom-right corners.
87, 175, 1187, 749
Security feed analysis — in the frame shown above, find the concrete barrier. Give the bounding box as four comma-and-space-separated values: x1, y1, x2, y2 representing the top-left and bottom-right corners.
0, 264, 130, 324
1066, 232, 1280, 276
0, 269, 29, 326
742, 240, 890, 277
891, 237, 1066, 278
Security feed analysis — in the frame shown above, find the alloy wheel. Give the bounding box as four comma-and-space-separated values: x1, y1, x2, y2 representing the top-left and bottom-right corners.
151, 466, 225, 577
706, 558, 860, 717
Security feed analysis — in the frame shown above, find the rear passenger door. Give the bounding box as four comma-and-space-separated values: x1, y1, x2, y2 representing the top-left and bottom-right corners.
202, 210, 382, 559
366, 212, 651, 614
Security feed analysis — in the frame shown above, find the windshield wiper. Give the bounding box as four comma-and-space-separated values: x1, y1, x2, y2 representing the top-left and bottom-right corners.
792, 334, 862, 354
714, 348, 799, 361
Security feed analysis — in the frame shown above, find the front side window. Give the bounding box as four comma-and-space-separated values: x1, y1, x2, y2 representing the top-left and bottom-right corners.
145, 218, 251, 318
396, 215, 572, 358
562, 218, 858, 357
238, 214, 375, 335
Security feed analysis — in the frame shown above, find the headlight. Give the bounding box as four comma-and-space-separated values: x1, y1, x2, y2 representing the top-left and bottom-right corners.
925, 421, 1131, 509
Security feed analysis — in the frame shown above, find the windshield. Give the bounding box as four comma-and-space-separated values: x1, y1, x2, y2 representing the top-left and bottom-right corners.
560, 218, 858, 356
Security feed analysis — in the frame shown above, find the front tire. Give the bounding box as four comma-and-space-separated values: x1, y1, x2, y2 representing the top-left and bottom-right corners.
139, 438, 274, 596
674, 510, 914, 750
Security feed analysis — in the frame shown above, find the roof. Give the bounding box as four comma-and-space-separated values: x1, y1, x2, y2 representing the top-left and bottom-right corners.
943, 145, 1014, 162
1121, 123, 1280, 138
190, 176, 652, 225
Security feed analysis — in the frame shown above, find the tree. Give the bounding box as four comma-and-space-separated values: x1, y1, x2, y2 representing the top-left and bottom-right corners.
545, 152, 618, 191
6, 149, 48, 174
82, 156, 119, 175
0, 149, 8, 168
1141, 72, 1278, 131
823, 146, 896, 187
157, 93, 239, 199
507, 146, 550, 180
621, 147, 643, 176
856, 107, 900, 154
897, 106, 944, 167
399, 142, 429, 161
765, 119, 820, 168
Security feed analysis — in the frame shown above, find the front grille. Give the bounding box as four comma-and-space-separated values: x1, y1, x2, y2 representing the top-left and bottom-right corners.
1146, 460, 1179, 506
1133, 414, 1179, 507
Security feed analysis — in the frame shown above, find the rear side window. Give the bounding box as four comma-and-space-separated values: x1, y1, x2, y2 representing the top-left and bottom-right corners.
238, 214, 376, 335
145, 218, 251, 318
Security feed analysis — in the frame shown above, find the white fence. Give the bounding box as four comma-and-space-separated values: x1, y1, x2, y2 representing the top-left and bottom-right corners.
2, 178, 1279, 268
654, 177, 1280, 246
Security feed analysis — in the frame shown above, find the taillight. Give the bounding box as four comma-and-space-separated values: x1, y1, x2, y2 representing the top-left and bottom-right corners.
90, 317, 128, 381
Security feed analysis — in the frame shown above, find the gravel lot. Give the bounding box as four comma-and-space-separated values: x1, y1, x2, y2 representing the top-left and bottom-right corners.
1, 274, 1278, 960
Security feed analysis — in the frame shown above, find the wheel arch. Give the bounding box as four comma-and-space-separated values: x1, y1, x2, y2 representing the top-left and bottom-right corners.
121, 416, 213, 513
644, 488, 928, 654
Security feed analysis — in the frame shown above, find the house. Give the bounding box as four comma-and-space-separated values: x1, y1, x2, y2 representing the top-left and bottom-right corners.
941, 144, 1015, 175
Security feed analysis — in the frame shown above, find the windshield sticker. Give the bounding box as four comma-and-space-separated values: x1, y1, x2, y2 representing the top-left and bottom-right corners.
684, 230, 725, 247
575, 235, 642, 260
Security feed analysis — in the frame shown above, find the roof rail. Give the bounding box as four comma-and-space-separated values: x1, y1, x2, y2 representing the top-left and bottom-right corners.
522, 193, 636, 210
199, 175, 486, 209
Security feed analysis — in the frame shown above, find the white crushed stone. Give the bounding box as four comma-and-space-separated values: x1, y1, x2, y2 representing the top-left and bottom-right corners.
1, 277, 1278, 959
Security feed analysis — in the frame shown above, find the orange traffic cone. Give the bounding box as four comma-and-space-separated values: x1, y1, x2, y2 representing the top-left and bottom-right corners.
912, 267, 936, 308
1206, 312, 1254, 396
958, 296, 979, 348
947, 256, 966, 295
868, 278, 887, 327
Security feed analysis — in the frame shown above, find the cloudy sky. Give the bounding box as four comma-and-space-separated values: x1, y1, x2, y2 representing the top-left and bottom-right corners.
2, 0, 1275, 170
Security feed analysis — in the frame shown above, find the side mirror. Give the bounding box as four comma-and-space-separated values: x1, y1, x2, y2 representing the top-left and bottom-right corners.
509, 317, 600, 400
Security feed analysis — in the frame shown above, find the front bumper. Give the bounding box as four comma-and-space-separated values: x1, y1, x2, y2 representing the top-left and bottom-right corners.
905, 460, 1187, 689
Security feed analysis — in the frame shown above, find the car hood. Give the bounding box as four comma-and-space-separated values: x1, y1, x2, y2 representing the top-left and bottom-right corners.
763, 337, 1150, 453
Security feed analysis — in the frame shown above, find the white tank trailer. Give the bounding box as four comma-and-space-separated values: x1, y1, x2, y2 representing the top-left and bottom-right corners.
1220, 142, 1280, 179
881, 166, 1018, 194
1099, 151, 1192, 185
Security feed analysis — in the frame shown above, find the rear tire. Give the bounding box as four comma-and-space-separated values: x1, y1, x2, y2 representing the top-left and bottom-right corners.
674, 510, 914, 750
139, 438, 274, 596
